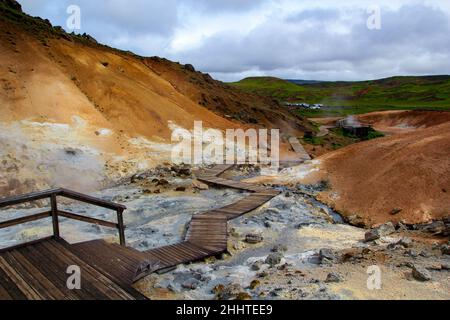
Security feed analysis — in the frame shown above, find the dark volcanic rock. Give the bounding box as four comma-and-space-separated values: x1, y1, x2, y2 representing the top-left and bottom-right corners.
319, 248, 336, 264
183, 64, 196, 72
245, 234, 264, 244
265, 252, 283, 267
412, 265, 432, 282
325, 272, 343, 283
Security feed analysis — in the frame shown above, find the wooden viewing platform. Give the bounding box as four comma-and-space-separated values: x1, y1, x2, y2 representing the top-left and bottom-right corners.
0, 189, 147, 300
0, 157, 317, 300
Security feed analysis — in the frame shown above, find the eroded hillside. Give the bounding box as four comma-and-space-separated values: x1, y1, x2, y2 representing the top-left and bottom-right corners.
0, 0, 310, 195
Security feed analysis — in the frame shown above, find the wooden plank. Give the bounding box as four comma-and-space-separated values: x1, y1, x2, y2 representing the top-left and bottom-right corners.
0, 282, 12, 300
0, 259, 28, 300
0, 211, 51, 229
9, 249, 67, 300
17, 242, 81, 300
43, 240, 135, 300
0, 256, 42, 300
2, 251, 52, 300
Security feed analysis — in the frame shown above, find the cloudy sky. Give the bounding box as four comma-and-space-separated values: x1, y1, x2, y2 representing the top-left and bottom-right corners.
20, 0, 450, 82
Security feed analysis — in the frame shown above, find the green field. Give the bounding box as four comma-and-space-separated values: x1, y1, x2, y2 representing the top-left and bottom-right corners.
229, 76, 450, 117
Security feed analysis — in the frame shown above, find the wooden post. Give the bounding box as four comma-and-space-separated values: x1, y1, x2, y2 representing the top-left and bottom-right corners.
117, 208, 126, 246
50, 194, 60, 239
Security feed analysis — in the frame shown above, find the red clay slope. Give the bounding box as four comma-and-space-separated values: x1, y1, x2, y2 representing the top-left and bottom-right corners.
317, 120, 450, 227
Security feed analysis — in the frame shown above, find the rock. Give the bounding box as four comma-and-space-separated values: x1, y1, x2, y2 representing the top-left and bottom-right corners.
251, 261, 263, 271
441, 263, 450, 270
156, 179, 169, 187
398, 237, 413, 248
175, 186, 186, 192
171, 165, 191, 176
378, 222, 396, 236
181, 278, 200, 290
347, 215, 365, 227
391, 208, 403, 215
419, 250, 431, 258
257, 271, 269, 278
217, 283, 243, 300
365, 222, 396, 242
245, 234, 264, 244
236, 292, 252, 300
412, 266, 432, 282
271, 244, 288, 253
416, 221, 447, 235
340, 248, 364, 262
427, 264, 443, 271
265, 253, 283, 267
397, 222, 409, 231
325, 272, 343, 283
249, 280, 261, 290
212, 284, 225, 295
183, 64, 196, 72
364, 229, 380, 242
441, 244, 450, 255
192, 180, 209, 190
405, 249, 418, 258
319, 249, 336, 264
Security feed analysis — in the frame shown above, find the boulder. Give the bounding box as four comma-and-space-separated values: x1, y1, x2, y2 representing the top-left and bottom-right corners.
388, 237, 413, 249
441, 244, 450, 255
183, 64, 196, 72
249, 280, 261, 290
265, 252, 283, 267
245, 234, 264, 244
347, 215, 365, 227
181, 278, 200, 290
412, 266, 432, 282
216, 283, 243, 300
365, 222, 396, 242
319, 249, 336, 264
364, 229, 380, 242
325, 272, 343, 283
378, 222, 396, 236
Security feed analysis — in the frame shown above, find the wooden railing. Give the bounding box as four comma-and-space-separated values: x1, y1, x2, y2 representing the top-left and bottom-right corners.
0, 188, 127, 246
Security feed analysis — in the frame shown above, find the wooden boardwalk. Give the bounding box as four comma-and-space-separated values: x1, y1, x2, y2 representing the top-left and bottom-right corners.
0, 238, 147, 300
140, 164, 281, 273
0, 139, 315, 299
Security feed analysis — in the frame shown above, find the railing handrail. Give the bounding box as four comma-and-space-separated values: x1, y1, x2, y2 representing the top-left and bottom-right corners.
0, 188, 126, 211
0, 188, 127, 247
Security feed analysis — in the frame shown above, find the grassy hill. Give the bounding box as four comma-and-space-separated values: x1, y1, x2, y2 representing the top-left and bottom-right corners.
230, 76, 450, 117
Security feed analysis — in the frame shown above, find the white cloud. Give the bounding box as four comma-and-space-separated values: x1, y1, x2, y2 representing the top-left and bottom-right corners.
19, 0, 450, 81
